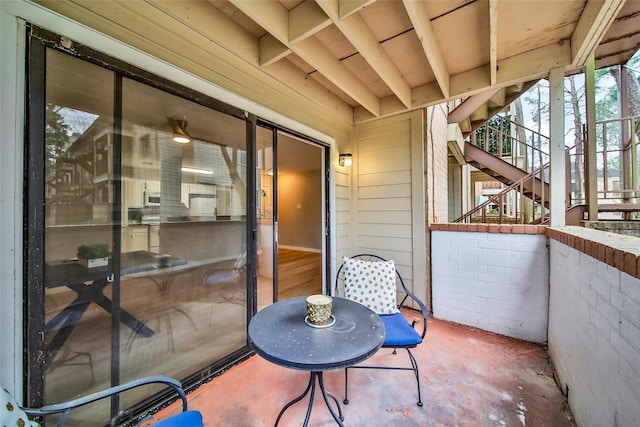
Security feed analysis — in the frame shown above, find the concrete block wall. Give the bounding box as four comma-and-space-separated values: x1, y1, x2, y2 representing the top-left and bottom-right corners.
431, 224, 549, 342
547, 227, 640, 427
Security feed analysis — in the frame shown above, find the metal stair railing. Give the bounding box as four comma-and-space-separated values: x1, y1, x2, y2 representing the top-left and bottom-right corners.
469, 117, 550, 172
567, 115, 639, 216
454, 162, 550, 224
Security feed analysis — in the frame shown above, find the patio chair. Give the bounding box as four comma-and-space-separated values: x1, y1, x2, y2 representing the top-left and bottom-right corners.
2, 375, 203, 427
335, 254, 428, 407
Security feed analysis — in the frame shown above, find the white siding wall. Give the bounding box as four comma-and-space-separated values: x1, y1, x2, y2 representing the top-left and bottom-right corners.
548, 238, 640, 427
0, 6, 25, 397
426, 105, 449, 224
335, 165, 351, 267
431, 227, 550, 342
425, 104, 450, 305
350, 111, 426, 301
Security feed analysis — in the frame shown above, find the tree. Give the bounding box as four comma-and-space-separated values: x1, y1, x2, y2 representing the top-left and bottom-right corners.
45, 103, 71, 166
474, 114, 512, 156
523, 80, 550, 168
566, 75, 586, 203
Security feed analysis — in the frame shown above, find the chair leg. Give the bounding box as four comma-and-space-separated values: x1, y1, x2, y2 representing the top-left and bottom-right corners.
343, 368, 349, 405
405, 348, 423, 407
343, 349, 423, 407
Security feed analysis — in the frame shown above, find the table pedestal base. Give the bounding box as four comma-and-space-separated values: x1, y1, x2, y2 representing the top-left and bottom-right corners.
275, 371, 344, 427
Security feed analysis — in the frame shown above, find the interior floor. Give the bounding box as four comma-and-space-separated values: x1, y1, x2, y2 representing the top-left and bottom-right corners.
258, 248, 323, 310
277, 248, 322, 300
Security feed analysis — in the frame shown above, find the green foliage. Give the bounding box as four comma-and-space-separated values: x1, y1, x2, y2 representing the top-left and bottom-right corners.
46, 104, 71, 164
475, 115, 512, 156
595, 68, 619, 121
76, 244, 110, 259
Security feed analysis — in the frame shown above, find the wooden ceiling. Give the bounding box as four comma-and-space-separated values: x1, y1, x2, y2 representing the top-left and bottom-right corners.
205, 0, 639, 124
33, 0, 640, 127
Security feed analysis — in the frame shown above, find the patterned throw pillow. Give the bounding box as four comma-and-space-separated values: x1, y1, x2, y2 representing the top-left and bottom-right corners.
1, 388, 40, 427
342, 257, 399, 315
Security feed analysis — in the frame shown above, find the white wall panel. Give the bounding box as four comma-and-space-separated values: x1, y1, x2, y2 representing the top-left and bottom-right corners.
357, 211, 413, 225
351, 110, 426, 302
358, 198, 412, 211
358, 170, 411, 186
358, 147, 411, 175
357, 235, 412, 253
358, 183, 411, 199
358, 223, 413, 238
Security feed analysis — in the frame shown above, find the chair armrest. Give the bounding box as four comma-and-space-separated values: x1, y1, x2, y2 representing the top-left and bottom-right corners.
24, 375, 187, 427
398, 290, 429, 340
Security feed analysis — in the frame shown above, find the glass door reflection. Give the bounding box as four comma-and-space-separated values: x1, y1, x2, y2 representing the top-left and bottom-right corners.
256, 126, 275, 310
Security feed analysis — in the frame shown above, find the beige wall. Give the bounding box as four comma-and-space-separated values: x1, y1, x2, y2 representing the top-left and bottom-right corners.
278, 170, 323, 251
347, 110, 426, 304
334, 162, 352, 265
424, 104, 451, 306
425, 104, 450, 225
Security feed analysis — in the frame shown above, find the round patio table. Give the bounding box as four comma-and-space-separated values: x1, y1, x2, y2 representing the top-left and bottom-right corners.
248, 296, 385, 427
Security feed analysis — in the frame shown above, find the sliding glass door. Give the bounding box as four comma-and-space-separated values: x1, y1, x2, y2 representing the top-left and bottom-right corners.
255, 124, 328, 309
28, 31, 253, 425
26, 25, 330, 426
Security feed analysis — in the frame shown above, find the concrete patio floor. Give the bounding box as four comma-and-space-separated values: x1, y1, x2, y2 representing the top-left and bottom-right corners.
150, 311, 576, 426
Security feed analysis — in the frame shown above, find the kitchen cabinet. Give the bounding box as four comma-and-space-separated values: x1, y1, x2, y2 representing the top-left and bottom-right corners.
121, 226, 149, 253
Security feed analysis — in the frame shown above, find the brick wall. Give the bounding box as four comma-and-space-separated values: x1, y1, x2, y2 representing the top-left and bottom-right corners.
547, 226, 640, 427
431, 223, 549, 342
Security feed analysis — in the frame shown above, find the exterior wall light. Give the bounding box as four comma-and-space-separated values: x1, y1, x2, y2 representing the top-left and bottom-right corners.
339, 153, 352, 167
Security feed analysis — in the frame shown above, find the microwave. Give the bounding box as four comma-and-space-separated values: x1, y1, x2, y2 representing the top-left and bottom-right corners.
144, 192, 161, 206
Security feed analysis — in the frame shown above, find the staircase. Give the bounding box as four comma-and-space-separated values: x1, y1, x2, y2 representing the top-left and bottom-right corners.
453, 114, 640, 224
454, 162, 550, 224
463, 141, 549, 206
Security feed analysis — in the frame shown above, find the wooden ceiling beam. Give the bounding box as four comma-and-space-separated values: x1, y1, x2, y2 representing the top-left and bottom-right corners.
230, 0, 381, 117
315, 0, 412, 108
489, 0, 498, 85
450, 66, 492, 98
259, 34, 291, 67
571, 0, 626, 67
497, 42, 571, 86
289, 1, 331, 43
338, 0, 375, 19
295, 36, 381, 116
402, 0, 450, 98
353, 81, 443, 124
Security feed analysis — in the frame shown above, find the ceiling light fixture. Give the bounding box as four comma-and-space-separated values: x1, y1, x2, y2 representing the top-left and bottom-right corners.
339, 153, 352, 167
167, 117, 192, 144
181, 166, 213, 175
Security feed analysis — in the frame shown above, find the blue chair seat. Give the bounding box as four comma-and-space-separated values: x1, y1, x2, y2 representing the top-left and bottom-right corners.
381, 313, 423, 347
152, 410, 203, 427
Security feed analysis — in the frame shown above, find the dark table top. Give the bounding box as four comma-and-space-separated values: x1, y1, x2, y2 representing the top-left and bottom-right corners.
249, 296, 385, 371
44, 250, 187, 287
